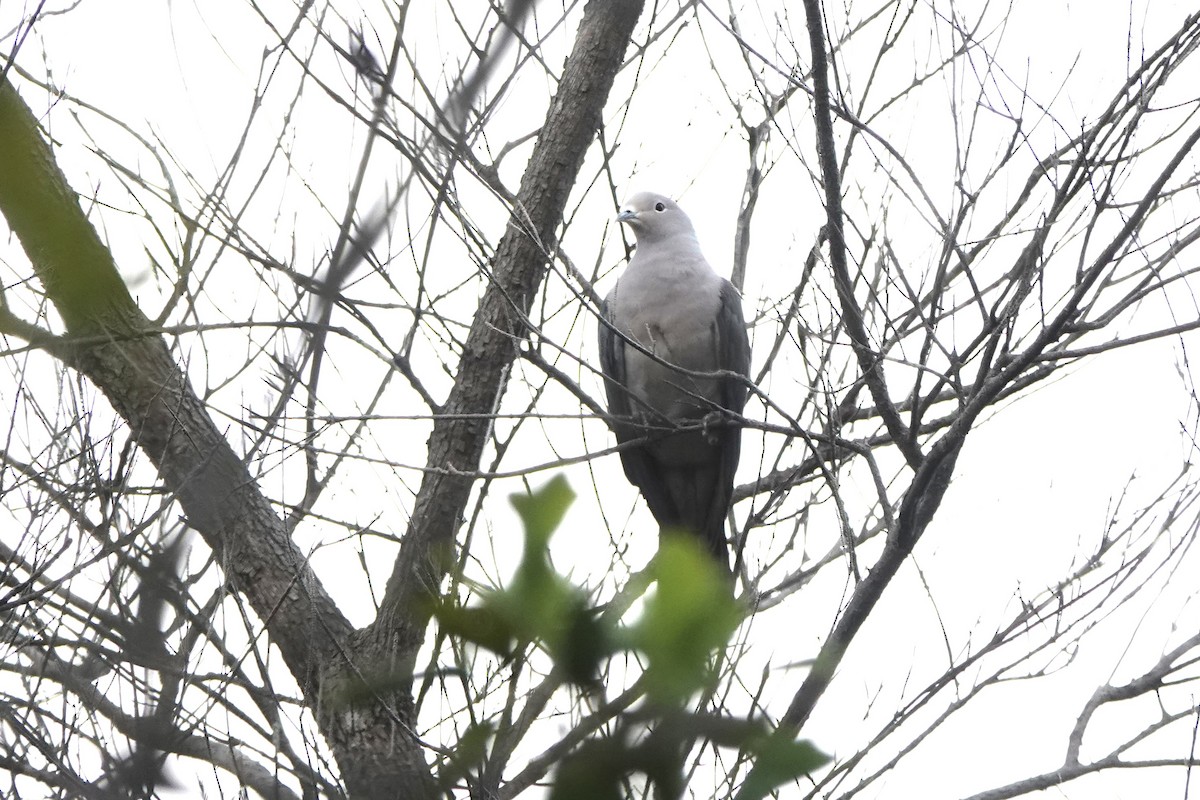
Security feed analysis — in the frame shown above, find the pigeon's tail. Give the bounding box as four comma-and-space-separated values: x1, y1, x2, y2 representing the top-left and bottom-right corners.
658, 464, 732, 573
615, 433, 736, 574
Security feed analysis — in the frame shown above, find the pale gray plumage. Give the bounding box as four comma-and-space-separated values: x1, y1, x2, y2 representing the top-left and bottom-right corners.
598, 192, 751, 568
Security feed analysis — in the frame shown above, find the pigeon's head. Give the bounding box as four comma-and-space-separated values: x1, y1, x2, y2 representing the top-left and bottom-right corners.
616, 192, 696, 243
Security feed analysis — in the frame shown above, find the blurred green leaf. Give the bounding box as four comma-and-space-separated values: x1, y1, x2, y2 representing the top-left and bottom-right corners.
680, 713, 767, 749
431, 476, 611, 686
738, 730, 829, 800
497, 549, 574, 643
550, 738, 624, 800
429, 600, 514, 657
629, 720, 686, 800
552, 597, 610, 687
510, 474, 575, 552
632, 533, 743, 704
437, 721, 496, 790
430, 477, 823, 800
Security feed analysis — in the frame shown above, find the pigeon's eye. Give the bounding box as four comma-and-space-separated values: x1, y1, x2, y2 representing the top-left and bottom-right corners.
655, 202, 666, 212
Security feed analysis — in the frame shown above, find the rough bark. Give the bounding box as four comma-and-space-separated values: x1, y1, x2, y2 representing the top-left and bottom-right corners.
367, 0, 644, 681
339, 0, 647, 795
0, 78, 429, 796
0, 77, 356, 693
1, 0, 646, 792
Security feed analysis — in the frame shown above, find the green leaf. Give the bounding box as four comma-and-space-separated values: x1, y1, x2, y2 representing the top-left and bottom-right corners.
510, 474, 575, 553
428, 599, 514, 657
551, 597, 611, 688
437, 721, 496, 790
493, 560, 573, 642
497, 476, 578, 642
328, 665, 415, 709
679, 713, 768, 749
632, 534, 743, 704
495, 561, 611, 687
738, 731, 829, 800
550, 738, 625, 800
435, 476, 611, 685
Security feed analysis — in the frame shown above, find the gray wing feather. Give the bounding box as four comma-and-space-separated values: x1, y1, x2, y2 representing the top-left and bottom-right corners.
704, 280, 751, 563
598, 294, 688, 529
717, 280, 752, 413
599, 280, 751, 571
596, 295, 627, 421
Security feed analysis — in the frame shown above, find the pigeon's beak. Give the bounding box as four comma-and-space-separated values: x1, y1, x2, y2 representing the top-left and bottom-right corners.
616, 208, 638, 224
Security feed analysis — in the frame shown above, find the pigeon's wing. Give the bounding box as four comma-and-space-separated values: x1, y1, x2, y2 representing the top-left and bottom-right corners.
700, 280, 752, 564
597, 292, 630, 426
717, 279, 752, 415
598, 290, 682, 527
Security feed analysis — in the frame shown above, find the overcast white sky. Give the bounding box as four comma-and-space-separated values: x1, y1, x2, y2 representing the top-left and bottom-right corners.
4, 0, 1200, 798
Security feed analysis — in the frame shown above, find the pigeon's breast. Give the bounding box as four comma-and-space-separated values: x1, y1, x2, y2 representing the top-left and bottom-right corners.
616, 268, 723, 420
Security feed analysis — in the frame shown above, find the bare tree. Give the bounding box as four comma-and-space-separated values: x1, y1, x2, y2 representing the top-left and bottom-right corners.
1, 1, 1199, 798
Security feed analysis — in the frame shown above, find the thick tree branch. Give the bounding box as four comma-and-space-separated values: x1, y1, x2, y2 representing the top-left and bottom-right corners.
800, 0, 921, 469
0, 72, 359, 775
370, 0, 645, 665
749, 0, 955, 747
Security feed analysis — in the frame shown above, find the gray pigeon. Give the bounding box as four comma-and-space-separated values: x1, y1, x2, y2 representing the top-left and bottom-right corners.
598, 192, 752, 568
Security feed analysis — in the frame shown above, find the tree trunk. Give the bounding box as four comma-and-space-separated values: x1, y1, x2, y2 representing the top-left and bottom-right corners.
0, 0, 646, 792
0, 76, 424, 797
367, 0, 645, 699
342, 0, 646, 793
